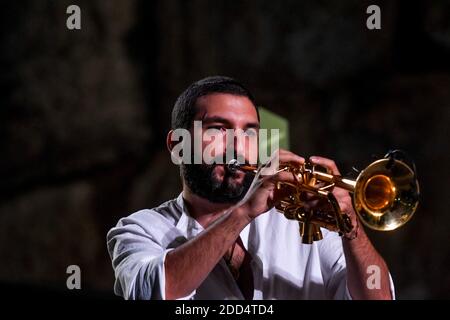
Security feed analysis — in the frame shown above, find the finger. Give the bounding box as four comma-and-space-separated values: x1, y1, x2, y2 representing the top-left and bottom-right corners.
256, 171, 298, 196
309, 156, 341, 175
332, 187, 350, 198
259, 171, 302, 205
340, 203, 352, 214
269, 170, 301, 185
278, 149, 305, 167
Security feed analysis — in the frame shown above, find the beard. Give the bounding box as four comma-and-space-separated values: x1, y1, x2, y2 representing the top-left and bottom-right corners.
181, 163, 254, 204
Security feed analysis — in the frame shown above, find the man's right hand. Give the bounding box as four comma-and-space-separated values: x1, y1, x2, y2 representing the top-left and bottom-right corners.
165, 149, 304, 299
236, 149, 305, 221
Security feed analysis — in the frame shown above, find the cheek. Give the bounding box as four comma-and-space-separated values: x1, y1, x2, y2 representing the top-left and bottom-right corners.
246, 136, 259, 163
202, 135, 226, 158
250, 138, 258, 156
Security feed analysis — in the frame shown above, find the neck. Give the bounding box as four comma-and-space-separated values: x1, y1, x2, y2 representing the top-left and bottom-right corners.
182, 184, 236, 229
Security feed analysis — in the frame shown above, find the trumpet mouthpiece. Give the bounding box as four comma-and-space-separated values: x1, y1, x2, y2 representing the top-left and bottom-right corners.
227, 159, 241, 172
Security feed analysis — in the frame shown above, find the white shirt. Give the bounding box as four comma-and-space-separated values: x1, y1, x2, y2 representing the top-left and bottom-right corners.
107, 193, 395, 300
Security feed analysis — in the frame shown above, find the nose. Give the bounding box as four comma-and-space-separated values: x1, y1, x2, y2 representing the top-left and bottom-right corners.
229, 128, 254, 164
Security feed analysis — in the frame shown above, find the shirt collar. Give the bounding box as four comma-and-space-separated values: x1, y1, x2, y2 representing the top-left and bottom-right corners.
174, 192, 251, 251
175, 193, 204, 239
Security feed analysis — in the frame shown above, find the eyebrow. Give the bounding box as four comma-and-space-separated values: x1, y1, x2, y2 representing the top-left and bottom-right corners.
201, 116, 260, 128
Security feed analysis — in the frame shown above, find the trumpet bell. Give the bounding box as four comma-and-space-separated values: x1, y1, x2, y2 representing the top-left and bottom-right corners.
354, 158, 420, 231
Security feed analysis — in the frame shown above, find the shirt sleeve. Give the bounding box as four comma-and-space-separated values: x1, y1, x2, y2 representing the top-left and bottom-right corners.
317, 229, 396, 300
106, 211, 196, 300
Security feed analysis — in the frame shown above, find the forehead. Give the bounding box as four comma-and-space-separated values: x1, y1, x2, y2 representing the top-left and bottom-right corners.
194, 93, 259, 123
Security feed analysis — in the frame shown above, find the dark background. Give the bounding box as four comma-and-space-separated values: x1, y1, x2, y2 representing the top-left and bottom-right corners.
0, 0, 449, 299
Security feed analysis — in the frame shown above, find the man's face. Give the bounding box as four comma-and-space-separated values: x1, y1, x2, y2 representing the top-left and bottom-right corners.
181, 93, 260, 203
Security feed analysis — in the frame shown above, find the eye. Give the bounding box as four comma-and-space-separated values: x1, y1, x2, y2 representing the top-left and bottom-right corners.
208, 126, 226, 131
244, 128, 258, 137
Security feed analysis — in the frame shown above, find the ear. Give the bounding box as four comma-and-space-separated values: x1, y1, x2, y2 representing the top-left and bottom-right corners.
167, 130, 176, 153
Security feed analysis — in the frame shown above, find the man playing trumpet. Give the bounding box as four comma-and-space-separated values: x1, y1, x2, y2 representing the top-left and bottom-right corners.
107, 76, 395, 300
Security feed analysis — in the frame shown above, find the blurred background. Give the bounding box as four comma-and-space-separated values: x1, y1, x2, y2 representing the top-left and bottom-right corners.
0, 0, 449, 299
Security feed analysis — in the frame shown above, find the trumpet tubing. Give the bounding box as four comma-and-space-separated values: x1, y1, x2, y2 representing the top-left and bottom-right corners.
228, 151, 420, 243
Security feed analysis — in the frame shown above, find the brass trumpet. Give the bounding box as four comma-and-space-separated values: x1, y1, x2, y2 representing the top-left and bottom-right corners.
227, 150, 420, 244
